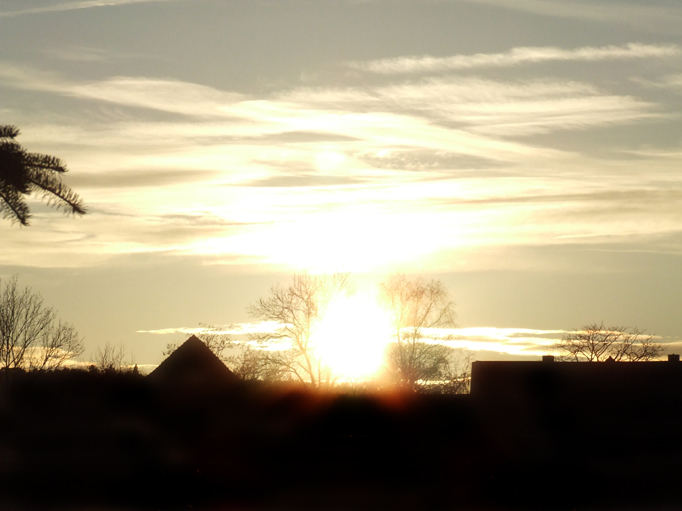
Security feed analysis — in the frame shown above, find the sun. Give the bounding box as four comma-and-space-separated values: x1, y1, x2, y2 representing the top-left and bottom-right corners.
310, 289, 394, 382
314, 150, 346, 172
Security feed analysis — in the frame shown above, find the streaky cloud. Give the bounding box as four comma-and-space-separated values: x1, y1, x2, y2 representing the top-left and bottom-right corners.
632, 74, 682, 93
0, 63, 242, 117
0, 0, 181, 17
42, 44, 151, 63
67, 169, 221, 189
243, 174, 367, 188
457, 0, 682, 27
137, 321, 283, 337
136, 323, 679, 359
350, 43, 681, 75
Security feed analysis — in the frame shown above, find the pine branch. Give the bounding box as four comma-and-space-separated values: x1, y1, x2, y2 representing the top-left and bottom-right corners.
0, 142, 31, 192
26, 168, 86, 215
0, 125, 20, 139
24, 153, 67, 173
1, 127, 86, 224
0, 184, 30, 225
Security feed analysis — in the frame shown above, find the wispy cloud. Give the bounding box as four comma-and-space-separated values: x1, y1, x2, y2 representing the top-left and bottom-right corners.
67, 169, 221, 189
0, 0, 179, 17
457, 0, 682, 28
137, 321, 282, 337
0, 63, 244, 117
42, 44, 154, 62
633, 73, 682, 93
371, 78, 660, 136
350, 43, 680, 75
1, 50, 680, 271
1, 61, 660, 142
1, 63, 573, 162
135, 323, 681, 359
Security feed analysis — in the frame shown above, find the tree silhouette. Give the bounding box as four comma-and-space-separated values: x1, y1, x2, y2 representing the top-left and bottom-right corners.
94, 342, 127, 371
381, 275, 457, 388
0, 277, 84, 369
249, 273, 349, 386
558, 322, 662, 362
0, 125, 85, 225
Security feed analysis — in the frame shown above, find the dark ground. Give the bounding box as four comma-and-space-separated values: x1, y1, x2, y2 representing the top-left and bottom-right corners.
0, 368, 680, 510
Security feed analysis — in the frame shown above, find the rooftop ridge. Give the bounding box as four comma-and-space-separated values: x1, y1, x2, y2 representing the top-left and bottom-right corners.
148, 334, 236, 385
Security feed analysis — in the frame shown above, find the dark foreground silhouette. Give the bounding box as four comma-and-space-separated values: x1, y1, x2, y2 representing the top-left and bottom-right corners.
1, 342, 681, 510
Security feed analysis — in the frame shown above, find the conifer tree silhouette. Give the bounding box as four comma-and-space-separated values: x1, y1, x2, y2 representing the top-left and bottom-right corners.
0, 125, 85, 225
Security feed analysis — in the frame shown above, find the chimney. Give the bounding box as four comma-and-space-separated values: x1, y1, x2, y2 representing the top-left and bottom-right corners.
542, 355, 555, 363
668, 354, 680, 362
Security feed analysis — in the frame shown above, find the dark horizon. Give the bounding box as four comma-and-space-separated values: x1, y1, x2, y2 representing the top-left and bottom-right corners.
2, 0, 682, 368
2, 346, 682, 510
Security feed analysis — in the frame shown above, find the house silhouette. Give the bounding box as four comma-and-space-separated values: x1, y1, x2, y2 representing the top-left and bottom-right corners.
471, 354, 682, 407
148, 335, 237, 388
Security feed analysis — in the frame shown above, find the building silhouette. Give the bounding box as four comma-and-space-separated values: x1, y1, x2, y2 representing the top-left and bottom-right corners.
148, 334, 236, 388
471, 354, 682, 407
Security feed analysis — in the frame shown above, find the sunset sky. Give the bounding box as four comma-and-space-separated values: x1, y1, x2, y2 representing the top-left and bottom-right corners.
2, 0, 682, 367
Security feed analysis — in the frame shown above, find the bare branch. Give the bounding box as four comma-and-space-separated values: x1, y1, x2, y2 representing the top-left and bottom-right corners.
95, 342, 126, 371
557, 323, 662, 362
248, 273, 348, 386
381, 275, 457, 388
0, 277, 83, 370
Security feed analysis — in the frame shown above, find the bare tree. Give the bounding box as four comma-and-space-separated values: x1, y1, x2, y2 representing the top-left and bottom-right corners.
226, 345, 291, 382
426, 351, 473, 395
385, 342, 451, 387
0, 125, 85, 225
95, 342, 126, 371
249, 273, 348, 387
0, 277, 84, 369
381, 275, 457, 388
558, 322, 662, 362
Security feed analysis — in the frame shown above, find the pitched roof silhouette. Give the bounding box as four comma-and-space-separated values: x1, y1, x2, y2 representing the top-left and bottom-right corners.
148, 335, 236, 386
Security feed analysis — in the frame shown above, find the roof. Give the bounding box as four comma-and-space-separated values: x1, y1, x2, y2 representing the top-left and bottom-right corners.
148, 335, 237, 387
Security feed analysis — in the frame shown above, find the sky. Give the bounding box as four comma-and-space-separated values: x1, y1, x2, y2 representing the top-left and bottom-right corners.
1, 0, 682, 367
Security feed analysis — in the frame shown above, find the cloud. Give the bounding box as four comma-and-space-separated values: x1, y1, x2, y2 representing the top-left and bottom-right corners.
136, 321, 291, 351
69, 78, 245, 117
372, 78, 660, 136
633, 74, 682, 93
243, 174, 367, 188
357, 150, 503, 172
0, 0, 180, 17
456, 0, 682, 28
1, 50, 679, 271
0, 63, 244, 117
433, 188, 682, 210
42, 44, 153, 63
350, 43, 680, 75
67, 169, 221, 189
137, 321, 283, 337
2, 62, 657, 146
4, 66, 580, 172
135, 323, 567, 357
137, 323, 682, 359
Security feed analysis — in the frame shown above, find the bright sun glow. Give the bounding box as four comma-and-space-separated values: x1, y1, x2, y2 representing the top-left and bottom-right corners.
314, 150, 347, 172
310, 289, 395, 381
